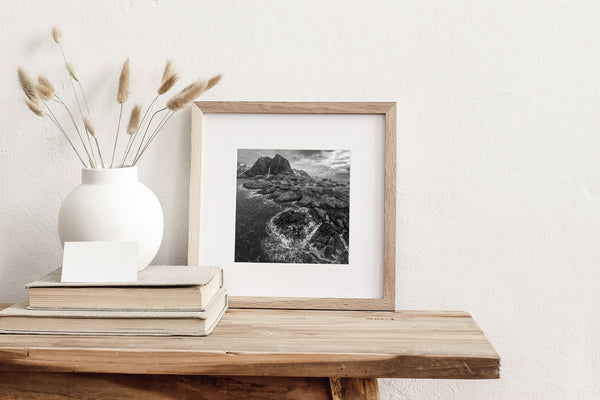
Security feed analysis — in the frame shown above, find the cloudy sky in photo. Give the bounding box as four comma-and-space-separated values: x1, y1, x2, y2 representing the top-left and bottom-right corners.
238, 149, 351, 181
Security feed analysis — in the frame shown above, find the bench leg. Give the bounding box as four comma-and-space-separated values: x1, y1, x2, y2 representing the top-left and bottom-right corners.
330, 377, 380, 400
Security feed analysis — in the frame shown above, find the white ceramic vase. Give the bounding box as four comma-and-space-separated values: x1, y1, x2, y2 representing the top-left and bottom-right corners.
58, 167, 164, 271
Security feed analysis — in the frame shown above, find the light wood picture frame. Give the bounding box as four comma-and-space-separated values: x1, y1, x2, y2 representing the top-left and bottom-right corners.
188, 102, 396, 310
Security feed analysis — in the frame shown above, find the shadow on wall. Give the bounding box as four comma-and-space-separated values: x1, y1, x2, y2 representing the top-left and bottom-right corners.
130, 109, 192, 267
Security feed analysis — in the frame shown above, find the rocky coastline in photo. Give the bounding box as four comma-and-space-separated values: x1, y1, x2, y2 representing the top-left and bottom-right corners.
236, 153, 349, 264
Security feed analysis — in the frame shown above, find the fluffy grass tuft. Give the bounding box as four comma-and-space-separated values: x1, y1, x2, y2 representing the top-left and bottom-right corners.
66, 62, 80, 82
83, 115, 98, 138
18, 68, 38, 101
52, 26, 62, 44
158, 74, 178, 95
166, 80, 207, 111
36, 76, 56, 101
206, 74, 222, 90
117, 58, 130, 104
127, 104, 141, 135
25, 98, 45, 117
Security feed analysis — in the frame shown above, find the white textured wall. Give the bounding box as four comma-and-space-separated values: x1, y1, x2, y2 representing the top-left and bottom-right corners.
1, 1, 599, 398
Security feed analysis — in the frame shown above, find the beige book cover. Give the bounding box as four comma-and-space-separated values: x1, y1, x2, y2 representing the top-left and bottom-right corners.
26, 265, 223, 287
26, 266, 223, 311
0, 289, 228, 336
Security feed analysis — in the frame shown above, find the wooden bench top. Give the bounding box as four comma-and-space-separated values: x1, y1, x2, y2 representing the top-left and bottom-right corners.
0, 306, 500, 379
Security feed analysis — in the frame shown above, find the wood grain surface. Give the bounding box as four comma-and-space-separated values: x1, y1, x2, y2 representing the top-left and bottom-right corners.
0, 372, 334, 400
187, 103, 203, 269
0, 306, 500, 379
192, 101, 396, 114
330, 377, 380, 400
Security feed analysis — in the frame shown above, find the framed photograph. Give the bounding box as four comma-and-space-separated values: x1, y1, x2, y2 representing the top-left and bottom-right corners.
188, 102, 396, 310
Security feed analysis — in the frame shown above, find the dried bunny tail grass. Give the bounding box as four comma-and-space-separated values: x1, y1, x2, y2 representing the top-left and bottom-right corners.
158, 60, 178, 94
83, 115, 98, 138
85, 116, 105, 167
183, 79, 208, 96
36, 76, 56, 101
166, 80, 207, 111
52, 26, 62, 44
18, 68, 38, 101
25, 98, 45, 117
126, 104, 141, 135
180, 81, 195, 93
36, 83, 54, 101
117, 57, 130, 104
166, 96, 186, 112
66, 62, 80, 82
158, 73, 178, 95
162, 60, 175, 82
206, 74, 222, 91
38, 76, 55, 92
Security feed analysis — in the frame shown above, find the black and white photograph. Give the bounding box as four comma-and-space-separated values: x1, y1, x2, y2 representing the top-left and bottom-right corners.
235, 149, 350, 264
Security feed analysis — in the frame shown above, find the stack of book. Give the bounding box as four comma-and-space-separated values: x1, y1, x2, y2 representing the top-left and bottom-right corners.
0, 266, 227, 336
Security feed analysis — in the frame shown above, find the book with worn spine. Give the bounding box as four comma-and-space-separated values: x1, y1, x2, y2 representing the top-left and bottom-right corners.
25, 266, 223, 311
0, 288, 227, 336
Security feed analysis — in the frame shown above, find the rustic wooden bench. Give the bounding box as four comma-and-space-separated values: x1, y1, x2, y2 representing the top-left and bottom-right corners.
0, 306, 499, 399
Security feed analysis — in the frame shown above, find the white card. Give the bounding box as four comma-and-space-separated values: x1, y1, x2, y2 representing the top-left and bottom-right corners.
61, 241, 139, 283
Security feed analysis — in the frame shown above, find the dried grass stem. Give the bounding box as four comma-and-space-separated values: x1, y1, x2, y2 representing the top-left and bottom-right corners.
41, 100, 87, 167
110, 105, 123, 168
54, 95, 95, 167
132, 107, 167, 163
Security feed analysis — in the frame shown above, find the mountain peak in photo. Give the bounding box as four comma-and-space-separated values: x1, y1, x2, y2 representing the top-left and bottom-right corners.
244, 154, 294, 177
293, 169, 312, 179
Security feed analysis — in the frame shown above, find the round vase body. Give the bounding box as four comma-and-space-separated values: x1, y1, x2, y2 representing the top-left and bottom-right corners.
58, 167, 164, 271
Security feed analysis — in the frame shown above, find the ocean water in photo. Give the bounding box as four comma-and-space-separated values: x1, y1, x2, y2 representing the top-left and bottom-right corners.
234, 179, 284, 263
